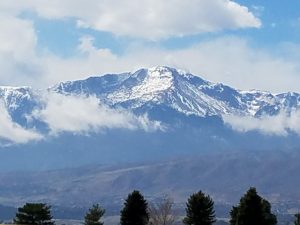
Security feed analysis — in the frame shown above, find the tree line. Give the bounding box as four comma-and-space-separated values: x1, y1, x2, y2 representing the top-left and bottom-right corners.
7, 187, 300, 225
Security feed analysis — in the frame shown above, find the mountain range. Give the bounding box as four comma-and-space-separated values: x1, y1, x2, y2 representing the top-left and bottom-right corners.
0, 66, 300, 172
2, 66, 300, 121
0, 66, 300, 215
52, 66, 300, 117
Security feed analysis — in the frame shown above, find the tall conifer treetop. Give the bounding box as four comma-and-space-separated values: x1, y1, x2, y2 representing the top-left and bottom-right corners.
84, 204, 105, 225
230, 187, 277, 225
120, 190, 149, 225
183, 191, 216, 225
14, 203, 54, 225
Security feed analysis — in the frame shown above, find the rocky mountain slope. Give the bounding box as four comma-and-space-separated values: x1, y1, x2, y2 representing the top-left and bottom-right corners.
0, 66, 299, 172
1, 66, 300, 125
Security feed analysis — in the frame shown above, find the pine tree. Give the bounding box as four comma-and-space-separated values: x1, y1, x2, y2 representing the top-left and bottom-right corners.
229, 187, 277, 225
14, 203, 54, 225
294, 213, 300, 225
229, 206, 238, 225
183, 191, 216, 225
261, 199, 277, 225
120, 190, 149, 225
84, 204, 105, 225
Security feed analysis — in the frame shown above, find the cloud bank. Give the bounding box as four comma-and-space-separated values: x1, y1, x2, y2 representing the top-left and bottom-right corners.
0, 93, 162, 144
223, 111, 300, 136
1, 0, 260, 39
31, 93, 162, 135
0, 25, 299, 92
42, 36, 300, 93
0, 1, 299, 93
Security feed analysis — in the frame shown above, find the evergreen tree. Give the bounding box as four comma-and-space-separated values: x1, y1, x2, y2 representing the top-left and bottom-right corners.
84, 204, 105, 225
261, 199, 277, 225
183, 191, 216, 225
14, 203, 54, 225
229, 206, 238, 225
120, 190, 149, 225
294, 213, 300, 225
229, 187, 277, 225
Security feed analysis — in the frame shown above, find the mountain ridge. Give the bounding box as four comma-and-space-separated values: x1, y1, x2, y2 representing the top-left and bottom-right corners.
0, 66, 299, 171
0, 67, 300, 220
3, 66, 297, 117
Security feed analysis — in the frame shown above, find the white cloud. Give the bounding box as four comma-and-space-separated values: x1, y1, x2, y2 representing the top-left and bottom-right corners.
0, 16, 299, 93
4, 0, 260, 39
0, 91, 162, 144
32, 93, 162, 135
223, 111, 300, 136
39, 36, 300, 93
0, 15, 36, 59
0, 12, 42, 86
0, 101, 42, 144
0, 2, 298, 93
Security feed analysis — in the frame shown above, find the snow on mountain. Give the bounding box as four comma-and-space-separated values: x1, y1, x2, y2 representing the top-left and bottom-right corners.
0, 66, 300, 171
0, 66, 299, 131
0, 86, 40, 126
50, 66, 300, 118
0, 86, 34, 110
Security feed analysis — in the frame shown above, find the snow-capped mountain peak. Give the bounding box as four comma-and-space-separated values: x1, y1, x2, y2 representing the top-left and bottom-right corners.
106, 66, 177, 106
1, 66, 300, 125
49, 66, 300, 118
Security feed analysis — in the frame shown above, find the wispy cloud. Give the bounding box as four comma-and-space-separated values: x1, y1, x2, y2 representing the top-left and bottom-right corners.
0, 101, 42, 144
31, 93, 163, 135
0, 92, 162, 145
42, 36, 300, 93
223, 111, 300, 136
0, 21, 299, 93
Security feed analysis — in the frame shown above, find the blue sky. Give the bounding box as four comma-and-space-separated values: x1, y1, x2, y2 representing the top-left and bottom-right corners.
0, 0, 300, 92
28, 0, 300, 56
1, 0, 300, 143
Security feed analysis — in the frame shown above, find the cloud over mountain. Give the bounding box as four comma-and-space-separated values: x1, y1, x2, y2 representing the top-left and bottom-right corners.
0, 1, 299, 93
224, 110, 300, 136
31, 93, 162, 135
0, 101, 42, 144
1, 66, 300, 144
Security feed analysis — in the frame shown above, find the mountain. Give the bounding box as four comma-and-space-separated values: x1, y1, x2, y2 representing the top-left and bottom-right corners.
1, 66, 300, 220
1, 150, 300, 220
0, 66, 299, 173
51, 66, 300, 117
2, 66, 299, 122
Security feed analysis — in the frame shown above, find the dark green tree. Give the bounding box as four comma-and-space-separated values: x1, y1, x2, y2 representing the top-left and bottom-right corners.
229, 187, 277, 225
120, 190, 149, 225
229, 206, 238, 225
183, 191, 216, 225
14, 203, 54, 225
84, 204, 105, 225
261, 199, 277, 225
294, 213, 300, 225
